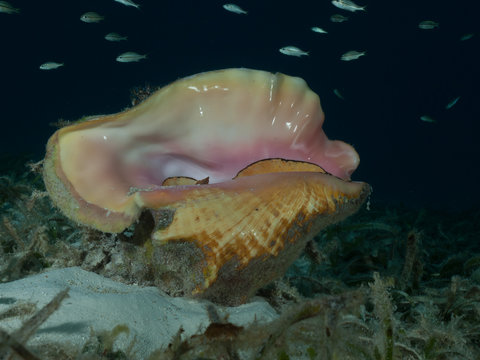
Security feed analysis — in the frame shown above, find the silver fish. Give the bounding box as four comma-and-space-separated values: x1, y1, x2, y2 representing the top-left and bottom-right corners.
333, 89, 345, 100
105, 32, 128, 41
0, 1, 19, 14
330, 14, 349, 23
279, 46, 309, 57
446, 96, 460, 110
80, 12, 104, 23
332, 0, 366, 12
420, 115, 435, 123
311, 27, 328, 34
39, 62, 64, 70
114, 0, 140, 9
223, 4, 247, 15
341, 50, 366, 61
116, 51, 147, 62
460, 33, 474, 41
418, 20, 439, 30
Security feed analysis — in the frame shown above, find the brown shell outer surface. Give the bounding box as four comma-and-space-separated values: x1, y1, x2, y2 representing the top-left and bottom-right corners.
142, 164, 370, 305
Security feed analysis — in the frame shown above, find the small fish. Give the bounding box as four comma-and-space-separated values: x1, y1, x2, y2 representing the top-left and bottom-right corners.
114, 0, 140, 9
311, 27, 328, 34
330, 14, 349, 23
445, 96, 460, 110
105, 32, 128, 41
341, 50, 366, 61
420, 115, 435, 123
116, 51, 147, 62
223, 4, 247, 15
332, 0, 366, 12
39, 62, 64, 70
0, 1, 19, 14
279, 46, 309, 57
333, 89, 345, 100
418, 20, 439, 30
80, 12, 104, 23
460, 33, 474, 41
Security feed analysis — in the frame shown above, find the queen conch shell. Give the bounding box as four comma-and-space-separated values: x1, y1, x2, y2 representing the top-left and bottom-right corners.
43, 68, 370, 305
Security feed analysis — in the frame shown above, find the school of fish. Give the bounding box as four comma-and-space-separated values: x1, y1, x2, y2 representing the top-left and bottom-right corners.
4, 0, 472, 126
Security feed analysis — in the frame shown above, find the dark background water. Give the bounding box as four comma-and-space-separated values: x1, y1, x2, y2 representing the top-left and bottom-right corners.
0, 0, 478, 210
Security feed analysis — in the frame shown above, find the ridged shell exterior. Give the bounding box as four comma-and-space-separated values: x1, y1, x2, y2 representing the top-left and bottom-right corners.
143, 169, 370, 305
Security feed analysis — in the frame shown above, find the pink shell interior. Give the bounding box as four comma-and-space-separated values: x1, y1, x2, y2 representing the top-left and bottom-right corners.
57, 69, 359, 214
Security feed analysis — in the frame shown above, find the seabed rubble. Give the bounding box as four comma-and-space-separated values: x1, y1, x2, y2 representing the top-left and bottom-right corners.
0, 155, 479, 359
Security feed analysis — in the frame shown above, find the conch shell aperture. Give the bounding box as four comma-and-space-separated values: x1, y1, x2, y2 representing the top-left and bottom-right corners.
43, 68, 370, 305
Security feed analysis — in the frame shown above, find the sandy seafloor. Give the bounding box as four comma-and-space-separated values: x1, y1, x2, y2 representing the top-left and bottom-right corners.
1, 0, 480, 359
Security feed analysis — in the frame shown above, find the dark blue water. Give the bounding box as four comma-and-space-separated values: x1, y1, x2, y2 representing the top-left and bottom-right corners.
0, 0, 479, 210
